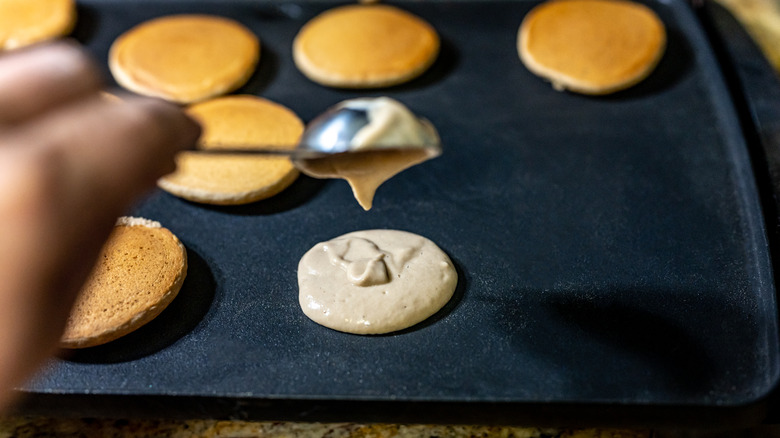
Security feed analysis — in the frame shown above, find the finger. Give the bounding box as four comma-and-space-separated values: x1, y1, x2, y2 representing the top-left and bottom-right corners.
0, 41, 103, 127
0, 94, 200, 296
7, 94, 200, 200
81, 96, 203, 199
0, 96, 200, 291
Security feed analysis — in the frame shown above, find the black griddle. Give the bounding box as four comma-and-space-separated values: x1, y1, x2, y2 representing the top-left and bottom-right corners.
14, 0, 780, 427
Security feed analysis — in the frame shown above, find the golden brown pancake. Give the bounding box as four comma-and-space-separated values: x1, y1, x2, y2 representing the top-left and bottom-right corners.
157, 95, 304, 205
60, 217, 187, 349
0, 0, 76, 50
109, 14, 259, 104
518, 0, 666, 95
293, 4, 439, 88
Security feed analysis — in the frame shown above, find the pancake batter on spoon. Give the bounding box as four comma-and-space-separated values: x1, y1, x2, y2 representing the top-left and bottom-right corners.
294, 97, 441, 210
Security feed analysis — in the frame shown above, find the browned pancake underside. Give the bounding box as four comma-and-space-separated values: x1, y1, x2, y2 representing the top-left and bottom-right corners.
61, 219, 187, 348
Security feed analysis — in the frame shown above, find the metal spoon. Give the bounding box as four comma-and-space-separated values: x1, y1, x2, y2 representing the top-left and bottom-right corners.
191, 97, 442, 161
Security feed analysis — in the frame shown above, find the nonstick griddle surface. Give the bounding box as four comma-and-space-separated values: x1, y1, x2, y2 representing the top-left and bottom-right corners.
19, 0, 780, 426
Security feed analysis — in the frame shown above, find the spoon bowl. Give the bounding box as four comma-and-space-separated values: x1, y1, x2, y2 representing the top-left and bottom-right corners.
192, 97, 442, 161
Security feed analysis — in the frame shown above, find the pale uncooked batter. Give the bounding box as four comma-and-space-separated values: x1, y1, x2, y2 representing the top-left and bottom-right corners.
298, 229, 457, 334
296, 97, 440, 210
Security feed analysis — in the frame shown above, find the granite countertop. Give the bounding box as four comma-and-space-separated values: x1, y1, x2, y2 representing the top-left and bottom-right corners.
0, 418, 655, 438
2, 0, 780, 436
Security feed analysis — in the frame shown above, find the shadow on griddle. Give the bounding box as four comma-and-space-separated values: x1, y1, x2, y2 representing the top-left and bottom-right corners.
198, 174, 326, 216
247, 3, 308, 21
236, 45, 279, 96
549, 293, 715, 393
60, 248, 216, 364
70, 5, 99, 45
490, 287, 744, 397
375, 254, 468, 337
597, 28, 693, 100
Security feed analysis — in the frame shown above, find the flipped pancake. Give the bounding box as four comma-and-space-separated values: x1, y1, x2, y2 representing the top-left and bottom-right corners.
518, 0, 666, 95
0, 0, 76, 50
158, 95, 304, 205
109, 14, 259, 103
293, 4, 439, 88
60, 217, 187, 349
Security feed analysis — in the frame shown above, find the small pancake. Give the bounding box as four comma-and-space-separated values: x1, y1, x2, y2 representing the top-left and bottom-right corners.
109, 14, 260, 104
0, 0, 76, 51
60, 217, 187, 349
518, 0, 666, 95
293, 4, 439, 88
157, 95, 304, 205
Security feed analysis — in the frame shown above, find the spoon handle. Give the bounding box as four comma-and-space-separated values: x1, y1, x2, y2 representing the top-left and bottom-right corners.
189, 148, 326, 159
